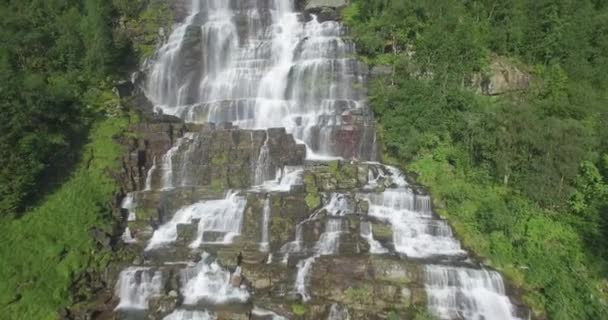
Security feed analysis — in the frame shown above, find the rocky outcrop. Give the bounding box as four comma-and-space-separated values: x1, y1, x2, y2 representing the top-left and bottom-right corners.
300, 0, 349, 21
473, 57, 531, 96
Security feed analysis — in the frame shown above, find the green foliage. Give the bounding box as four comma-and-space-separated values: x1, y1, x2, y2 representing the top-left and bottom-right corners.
0, 115, 130, 319
345, 0, 608, 318
0, 0, 164, 219
291, 303, 306, 316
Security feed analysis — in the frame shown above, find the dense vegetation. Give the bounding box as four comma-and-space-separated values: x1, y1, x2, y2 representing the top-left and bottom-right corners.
0, 0, 170, 318
343, 0, 607, 319
0, 0, 171, 219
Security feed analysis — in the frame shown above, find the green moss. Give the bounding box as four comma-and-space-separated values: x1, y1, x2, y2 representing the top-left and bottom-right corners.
303, 172, 318, 193
135, 207, 157, 220
270, 214, 293, 244
291, 303, 307, 316
328, 160, 340, 175
345, 286, 373, 306
305, 192, 321, 210
211, 152, 229, 166
371, 223, 393, 242
210, 178, 225, 193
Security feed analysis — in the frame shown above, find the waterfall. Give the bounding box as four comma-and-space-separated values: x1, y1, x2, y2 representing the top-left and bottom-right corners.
145, 0, 372, 159
365, 189, 465, 258
252, 307, 288, 320
113, 1, 526, 318
144, 157, 157, 191
255, 166, 304, 192
295, 215, 345, 301
260, 197, 271, 251
180, 253, 250, 305
114, 267, 163, 310
160, 136, 190, 190
121, 193, 137, 221
146, 191, 246, 250
121, 227, 137, 244
323, 193, 351, 216
254, 134, 271, 185
163, 309, 215, 320
360, 221, 388, 254
425, 265, 522, 320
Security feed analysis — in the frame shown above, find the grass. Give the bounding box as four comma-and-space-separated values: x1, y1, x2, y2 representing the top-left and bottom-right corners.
0, 114, 130, 319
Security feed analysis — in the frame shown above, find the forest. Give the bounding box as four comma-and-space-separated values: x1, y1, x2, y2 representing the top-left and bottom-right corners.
343, 0, 607, 319
0, 0, 170, 219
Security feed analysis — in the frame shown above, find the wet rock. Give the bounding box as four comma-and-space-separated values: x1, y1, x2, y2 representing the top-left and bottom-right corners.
176, 223, 197, 244
303, 0, 348, 22
148, 294, 178, 319
113, 80, 135, 99
371, 222, 393, 243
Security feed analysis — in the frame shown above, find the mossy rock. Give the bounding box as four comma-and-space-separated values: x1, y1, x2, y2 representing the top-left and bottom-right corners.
305, 192, 322, 210
372, 222, 393, 243
292, 303, 307, 316
135, 207, 158, 220
345, 286, 374, 306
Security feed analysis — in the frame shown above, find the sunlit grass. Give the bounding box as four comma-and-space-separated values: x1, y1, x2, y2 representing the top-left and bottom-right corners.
0, 115, 129, 319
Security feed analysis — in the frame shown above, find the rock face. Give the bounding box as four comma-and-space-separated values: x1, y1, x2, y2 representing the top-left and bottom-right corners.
302, 0, 349, 21
474, 57, 531, 95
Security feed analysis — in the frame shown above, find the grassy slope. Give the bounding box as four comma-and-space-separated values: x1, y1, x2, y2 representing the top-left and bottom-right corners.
0, 115, 129, 319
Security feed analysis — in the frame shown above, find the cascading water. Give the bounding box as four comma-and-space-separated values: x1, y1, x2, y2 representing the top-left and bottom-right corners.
254, 135, 272, 185
114, 1, 526, 318
360, 221, 388, 254
163, 309, 215, 320
365, 188, 465, 258
425, 265, 523, 320
255, 166, 304, 192
114, 267, 163, 310
260, 197, 271, 251
146, 191, 246, 250
295, 207, 346, 301
146, 0, 373, 159
180, 253, 249, 305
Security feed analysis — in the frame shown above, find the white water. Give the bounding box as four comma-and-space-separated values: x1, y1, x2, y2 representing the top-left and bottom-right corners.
255, 166, 304, 192
365, 189, 465, 258
146, 0, 370, 159
146, 191, 246, 250
254, 135, 272, 185
295, 217, 345, 301
121, 227, 137, 244
360, 221, 388, 254
121, 193, 137, 221
160, 135, 191, 190
163, 309, 215, 320
144, 157, 157, 191
114, 267, 163, 310
425, 265, 522, 320
323, 193, 352, 216
260, 197, 271, 251
180, 253, 250, 305
252, 307, 288, 320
